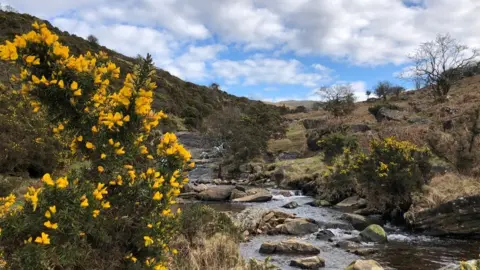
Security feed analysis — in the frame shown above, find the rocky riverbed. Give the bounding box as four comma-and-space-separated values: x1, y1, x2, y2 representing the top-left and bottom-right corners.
179, 132, 480, 270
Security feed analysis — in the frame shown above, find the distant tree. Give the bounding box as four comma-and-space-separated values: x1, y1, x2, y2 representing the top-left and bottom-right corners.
210, 83, 220, 91
366, 90, 372, 99
374, 81, 392, 101
390, 86, 405, 98
316, 84, 356, 116
410, 33, 479, 100
87, 34, 99, 45
293, 105, 308, 113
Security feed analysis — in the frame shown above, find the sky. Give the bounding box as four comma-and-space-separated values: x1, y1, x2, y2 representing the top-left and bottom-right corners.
3, 0, 480, 102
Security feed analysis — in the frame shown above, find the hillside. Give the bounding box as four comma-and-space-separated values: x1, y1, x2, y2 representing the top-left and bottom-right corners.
0, 10, 281, 130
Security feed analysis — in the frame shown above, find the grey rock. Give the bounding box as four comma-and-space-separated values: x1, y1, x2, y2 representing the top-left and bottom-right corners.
345, 260, 384, 270
276, 219, 319, 235
350, 124, 371, 133
376, 107, 407, 122
359, 225, 387, 243
290, 256, 326, 269
342, 213, 382, 231
232, 192, 273, 203
405, 195, 480, 236
349, 248, 379, 256
230, 189, 248, 200
336, 196, 368, 209
259, 239, 320, 255
316, 229, 335, 240
197, 185, 235, 201
282, 201, 299, 209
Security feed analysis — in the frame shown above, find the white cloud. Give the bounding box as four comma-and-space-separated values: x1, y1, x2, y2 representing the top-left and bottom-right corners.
8, 0, 480, 67
212, 58, 332, 87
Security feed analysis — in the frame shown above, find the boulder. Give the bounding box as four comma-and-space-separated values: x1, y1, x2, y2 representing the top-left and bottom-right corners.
259, 239, 320, 255
316, 229, 335, 241
275, 219, 319, 235
349, 124, 371, 133
290, 256, 326, 269
439, 260, 480, 270
345, 260, 384, 270
232, 192, 272, 203
307, 200, 332, 207
405, 195, 480, 236
336, 196, 367, 209
282, 201, 299, 209
376, 107, 407, 122
230, 189, 248, 200
192, 184, 208, 193
349, 248, 378, 256
231, 208, 270, 232
197, 185, 235, 201
359, 225, 387, 243
342, 213, 381, 231
335, 241, 360, 250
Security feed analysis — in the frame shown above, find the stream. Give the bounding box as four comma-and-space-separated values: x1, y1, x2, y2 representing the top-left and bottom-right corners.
179, 132, 480, 270
202, 194, 480, 270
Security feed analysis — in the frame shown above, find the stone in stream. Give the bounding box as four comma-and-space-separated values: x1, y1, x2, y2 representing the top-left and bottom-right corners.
345, 260, 384, 270
230, 188, 248, 200
232, 192, 273, 202
197, 185, 235, 201
341, 213, 381, 231
182, 183, 208, 193
336, 196, 368, 210
316, 229, 335, 241
335, 240, 360, 250
359, 224, 387, 243
259, 239, 320, 255
349, 248, 378, 256
282, 201, 299, 209
307, 200, 332, 207
290, 256, 326, 269
274, 218, 319, 235
438, 260, 480, 270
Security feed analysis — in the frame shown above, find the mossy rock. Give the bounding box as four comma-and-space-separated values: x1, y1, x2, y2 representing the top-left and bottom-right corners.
345, 260, 384, 270
359, 224, 387, 243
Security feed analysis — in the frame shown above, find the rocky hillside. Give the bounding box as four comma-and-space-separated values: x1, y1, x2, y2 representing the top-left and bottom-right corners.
0, 10, 282, 130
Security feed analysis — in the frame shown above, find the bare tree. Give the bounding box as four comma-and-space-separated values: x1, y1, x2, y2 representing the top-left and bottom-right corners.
410, 34, 479, 100
374, 81, 392, 101
316, 84, 356, 116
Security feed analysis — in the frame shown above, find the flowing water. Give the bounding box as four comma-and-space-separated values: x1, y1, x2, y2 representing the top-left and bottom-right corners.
200, 194, 480, 270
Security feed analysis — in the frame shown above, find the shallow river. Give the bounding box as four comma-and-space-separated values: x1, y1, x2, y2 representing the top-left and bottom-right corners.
201, 194, 479, 270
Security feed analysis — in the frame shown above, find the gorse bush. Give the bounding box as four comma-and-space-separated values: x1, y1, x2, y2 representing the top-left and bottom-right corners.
354, 137, 431, 213
320, 148, 358, 204
0, 22, 193, 269
0, 82, 60, 177
317, 132, 358, 163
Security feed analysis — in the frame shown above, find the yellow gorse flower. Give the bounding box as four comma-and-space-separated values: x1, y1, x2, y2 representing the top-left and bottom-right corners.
34, 232, 50, 245
143, 236, 154, 247
43, 220, 58, 230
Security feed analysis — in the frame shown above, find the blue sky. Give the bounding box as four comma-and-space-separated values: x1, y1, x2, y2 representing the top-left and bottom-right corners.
4, 0, 480, 102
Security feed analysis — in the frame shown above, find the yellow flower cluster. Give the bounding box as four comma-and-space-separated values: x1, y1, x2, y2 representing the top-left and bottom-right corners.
157, 132, 192, 162
41, 173, 69, 189
0, 194, 16, 218
24, 186, 41, 212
